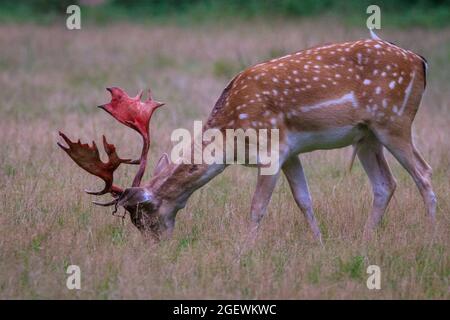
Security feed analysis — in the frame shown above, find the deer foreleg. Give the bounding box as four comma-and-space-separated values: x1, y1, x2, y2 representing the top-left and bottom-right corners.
282, 156, 322, 243
249, 169, 280, 233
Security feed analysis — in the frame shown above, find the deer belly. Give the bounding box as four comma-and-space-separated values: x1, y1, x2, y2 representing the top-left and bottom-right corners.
288, 125, 367, 154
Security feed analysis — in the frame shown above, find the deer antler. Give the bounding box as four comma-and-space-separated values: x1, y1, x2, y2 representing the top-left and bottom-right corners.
99, 87, 164, 187
57, 132, 132, 197
58, 86, 164, 206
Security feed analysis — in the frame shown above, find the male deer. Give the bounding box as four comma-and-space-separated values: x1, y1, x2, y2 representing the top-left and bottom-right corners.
58, 31, 436, 242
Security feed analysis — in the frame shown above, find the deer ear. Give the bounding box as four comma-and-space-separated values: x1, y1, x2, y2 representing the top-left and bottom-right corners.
118, 187, 153, 209
153, 153, 169, 176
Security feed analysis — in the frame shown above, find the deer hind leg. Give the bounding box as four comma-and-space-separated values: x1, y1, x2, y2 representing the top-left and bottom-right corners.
282, 156, 322, 243
357, 135, 397, 240
412, 146, 433, 181
374, 129, 437, 224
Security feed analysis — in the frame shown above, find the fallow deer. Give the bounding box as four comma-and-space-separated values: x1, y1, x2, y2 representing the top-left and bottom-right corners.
58, 31, 436, 242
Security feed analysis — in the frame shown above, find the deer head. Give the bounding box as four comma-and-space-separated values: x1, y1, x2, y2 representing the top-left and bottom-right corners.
58, 87, 166, 239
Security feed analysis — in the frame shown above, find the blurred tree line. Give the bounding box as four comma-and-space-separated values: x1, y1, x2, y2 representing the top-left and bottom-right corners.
1, 0, 450, 27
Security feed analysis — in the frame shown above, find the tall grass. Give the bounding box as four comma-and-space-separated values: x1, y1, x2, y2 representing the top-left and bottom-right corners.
0, 19, 449, 299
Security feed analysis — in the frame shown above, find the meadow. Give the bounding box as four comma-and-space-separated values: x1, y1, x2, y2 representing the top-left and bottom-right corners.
0, 18, 449, 299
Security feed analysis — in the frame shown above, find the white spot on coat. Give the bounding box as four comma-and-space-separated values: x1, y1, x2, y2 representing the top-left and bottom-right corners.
393, 105, 398, 113
357, 53, 362, 64
389, 81, 396, 89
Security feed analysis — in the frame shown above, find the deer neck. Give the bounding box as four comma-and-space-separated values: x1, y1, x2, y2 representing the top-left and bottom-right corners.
149, 162, 226, 209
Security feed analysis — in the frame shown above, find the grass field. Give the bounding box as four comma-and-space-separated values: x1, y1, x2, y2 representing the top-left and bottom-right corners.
0, 18, 449, 299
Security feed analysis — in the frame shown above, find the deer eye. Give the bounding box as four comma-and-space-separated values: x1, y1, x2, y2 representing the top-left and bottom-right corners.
138, 200, 155, 213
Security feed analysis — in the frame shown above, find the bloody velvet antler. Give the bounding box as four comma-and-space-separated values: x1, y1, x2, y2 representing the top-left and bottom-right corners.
58, 87, 164, 203
98, 87, 164, 187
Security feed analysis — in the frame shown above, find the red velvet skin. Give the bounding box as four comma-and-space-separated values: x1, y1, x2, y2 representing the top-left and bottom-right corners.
99, 87, 164, 142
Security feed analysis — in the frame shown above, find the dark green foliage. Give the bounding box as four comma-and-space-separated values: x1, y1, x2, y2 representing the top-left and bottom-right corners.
1, 0, 450, 28
1, 0, 77, 12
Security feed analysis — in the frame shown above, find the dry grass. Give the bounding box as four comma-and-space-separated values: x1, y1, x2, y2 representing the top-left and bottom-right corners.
0, 18, 449, 299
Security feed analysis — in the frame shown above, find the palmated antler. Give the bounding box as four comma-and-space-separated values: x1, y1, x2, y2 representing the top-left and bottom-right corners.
58, 86, 164, 208
57, 132, 132, 197
99, 87, 164, 187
